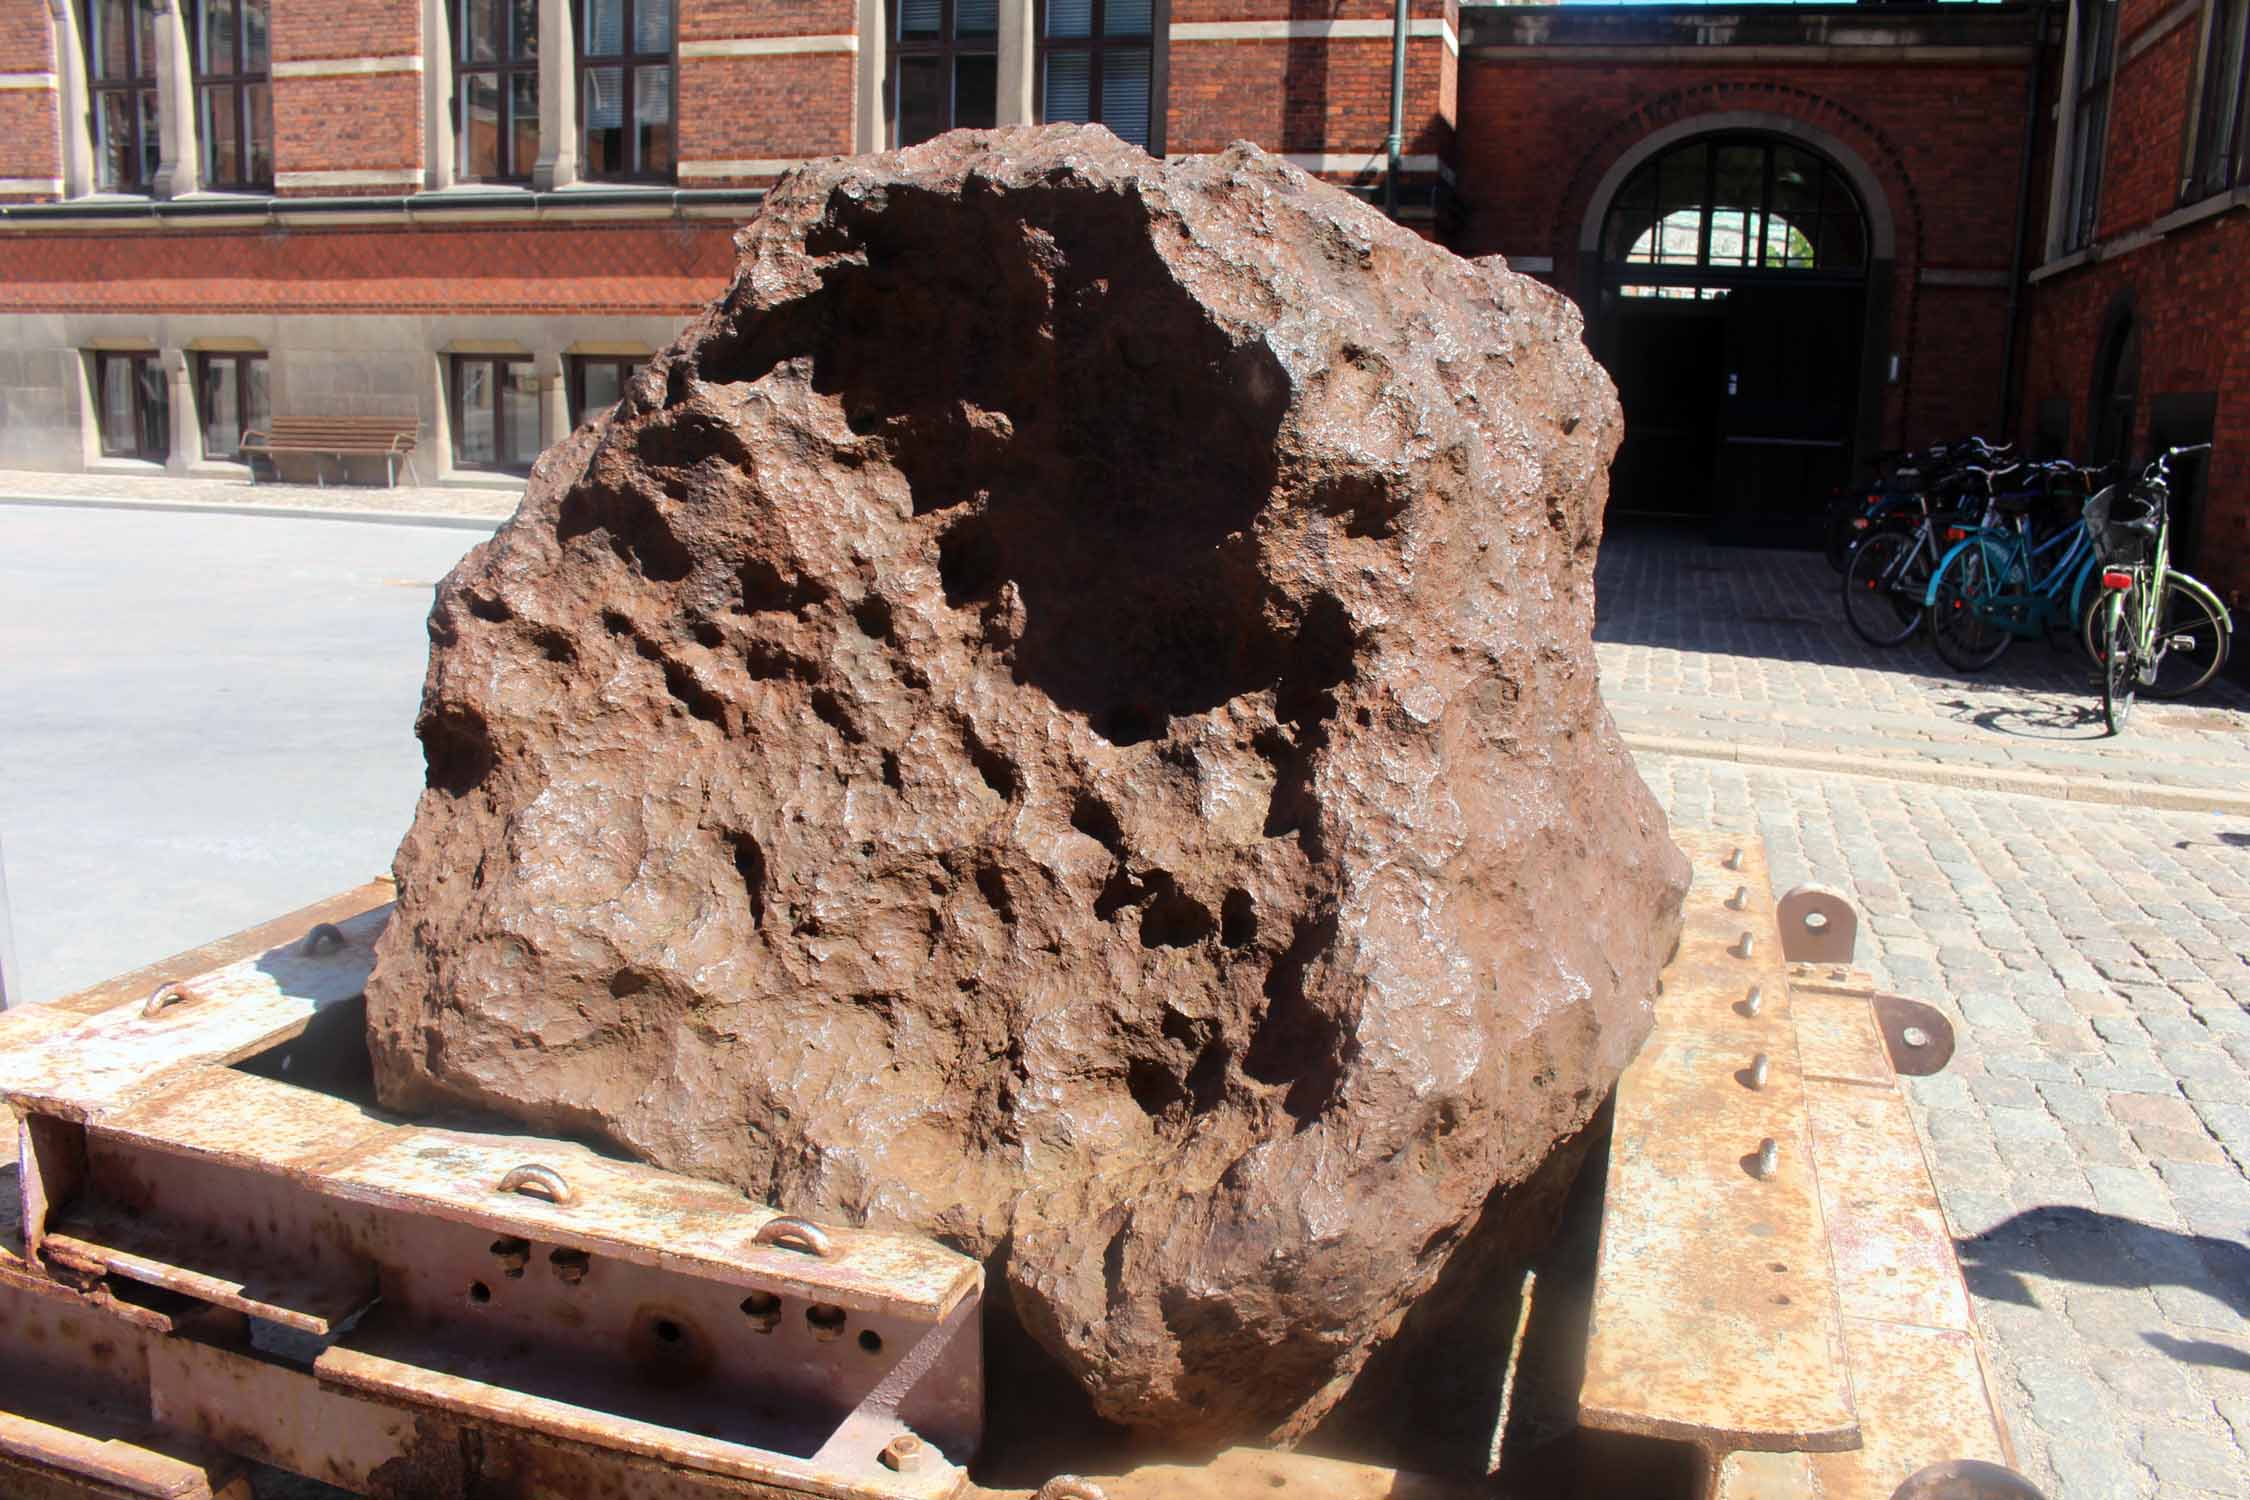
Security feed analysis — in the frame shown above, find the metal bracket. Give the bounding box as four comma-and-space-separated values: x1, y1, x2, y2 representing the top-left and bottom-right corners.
1871, 994, 1957, 1077
1775, 884, 1857, 966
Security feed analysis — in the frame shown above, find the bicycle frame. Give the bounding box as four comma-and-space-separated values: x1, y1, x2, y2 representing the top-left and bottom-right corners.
1922, 507, 2098, 639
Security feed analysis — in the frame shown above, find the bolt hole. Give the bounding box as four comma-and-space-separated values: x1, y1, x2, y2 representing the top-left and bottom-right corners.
654, 1318, 683, 1344
807, 1303, 848, 1340
859, 1328, 883, 1354
468, 1281, 491, 1304
1803, 911, 1829, 930
741, 1290, 781, 1331
489, 1237, 530, 1278
549, 1247, 591, 1284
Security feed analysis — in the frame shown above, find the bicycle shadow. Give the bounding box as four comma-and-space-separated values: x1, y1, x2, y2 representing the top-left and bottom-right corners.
1936, 694, 2107, 741
1955, 1205, 2250, 1373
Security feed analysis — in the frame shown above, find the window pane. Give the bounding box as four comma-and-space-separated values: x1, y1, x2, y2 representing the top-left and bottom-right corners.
139, 90, 162, 185
462, 72, 501, 178
457, 362, 496, 465
92, 0, 131, 81
511, 72, 540, 177
1100, 46, 1150, 147
897, 55, 944, 146
94, 92, 131, 190
1818, 209, 1864, 270
245, 82, 271, 183
513, 0, 538, 58
100, 357, 136, 455
243, 0, 269, 69
463, 0, 501, 62
202, 356, 241, 458
899, 0, 941, 39
958, 0, 999, 37
634, 0, 673, 53
584, 0, 624, 55
954, 52, 996, 131
1105, 0, 1152, 36
578, 360, 624, 426
137, 357, 169, 459
584, 64, 625, 172
246, 357, 270, 433
636, 65, 674, 176
200, 85, 240, 184
1656, 143, 1706, 227
199, 0, 240, 75
1769, 146, 1821, 222
504, 364, 541, 467
1047, 0, 1092, 39
1044, 49, 1090, 124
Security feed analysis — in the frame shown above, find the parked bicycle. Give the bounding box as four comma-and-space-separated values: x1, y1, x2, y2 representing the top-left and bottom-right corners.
1918, 458, 2108, 671
2084, 444, 2234, 733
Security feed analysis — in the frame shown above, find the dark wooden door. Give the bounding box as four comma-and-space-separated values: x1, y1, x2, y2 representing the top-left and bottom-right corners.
1712, 284, 1861, 547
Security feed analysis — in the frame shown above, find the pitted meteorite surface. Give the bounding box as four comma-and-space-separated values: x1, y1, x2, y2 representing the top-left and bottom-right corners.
367, 124, 1689, 1443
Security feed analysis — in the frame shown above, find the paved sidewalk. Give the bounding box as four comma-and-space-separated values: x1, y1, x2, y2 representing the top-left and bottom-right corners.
1597, 523, 2250, 810
1634, 752, 2250, 1500
0, 465, 521, 524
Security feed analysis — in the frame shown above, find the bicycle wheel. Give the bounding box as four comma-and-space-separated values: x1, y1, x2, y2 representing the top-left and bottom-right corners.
1843, 528, 1925, 646
2079, 578, 2107, 665
1928, 545, 2013, 671
2100, 586, 2137, 734
2146, 577, 2232, 699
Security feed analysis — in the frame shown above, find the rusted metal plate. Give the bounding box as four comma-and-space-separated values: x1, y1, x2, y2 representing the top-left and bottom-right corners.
0, 1406, 240, 1499
1804, 1080, 1970, 1333
1578, 832, 1859, 1455
314, 1323, 968, 1500
1774, 884, 1857, 966
43, 1199, 377, 1336
1808, 1319, 2013, 1500
971, 1447, 1485, 1499
1712, 1449, 1817, 1500
97, 1069, 392, 1180
321, 1126, 978, 1320
0, 905, 388, 1124
33, 882, 395, 1024
1871, 995, 1957, 1078
1791, 993, 1894, 1090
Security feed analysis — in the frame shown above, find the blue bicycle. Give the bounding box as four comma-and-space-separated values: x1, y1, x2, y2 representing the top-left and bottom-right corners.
1921, 461, 2105, 672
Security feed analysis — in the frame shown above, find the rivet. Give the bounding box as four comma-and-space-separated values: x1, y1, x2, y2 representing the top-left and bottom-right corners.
1748, 1053, 1770, 1090
1753, 1138, 1780, 1179
1726, 885, 1750, 911
1744, 984, 1764, 1017
1733, 931, 1756, 960
1724, 847, 1744, 871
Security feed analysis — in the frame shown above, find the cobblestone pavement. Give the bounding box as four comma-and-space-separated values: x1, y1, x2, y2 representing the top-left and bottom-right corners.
0, 465, 520, 521
1597, 522, 2250, 803
1635, 752, 2250, 1499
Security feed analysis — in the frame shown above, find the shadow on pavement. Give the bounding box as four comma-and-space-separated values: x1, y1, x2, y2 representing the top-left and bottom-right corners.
1955, 1206, 2250, 1371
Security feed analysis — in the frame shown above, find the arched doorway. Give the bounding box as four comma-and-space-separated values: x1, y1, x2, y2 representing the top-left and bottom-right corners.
1589, 131, 1875, 544
2088, 304, 2139, 468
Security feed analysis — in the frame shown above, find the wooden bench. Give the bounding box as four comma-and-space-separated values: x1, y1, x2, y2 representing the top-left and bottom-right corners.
239, 416, 420, 488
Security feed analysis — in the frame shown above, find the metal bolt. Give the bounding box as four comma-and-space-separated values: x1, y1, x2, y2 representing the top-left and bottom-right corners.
1724, 846, 1744, 871
1733, 931, 1756, 960
1743, 984, 1764, 1018
1036, 1479, 1109, 1500
880, 1434, 933, 1475
1752, 1138, 1781, 1179
1726, 885, 1750, 911
1900, 1026, 1931, 1050
1747, 1053, 1770, 1091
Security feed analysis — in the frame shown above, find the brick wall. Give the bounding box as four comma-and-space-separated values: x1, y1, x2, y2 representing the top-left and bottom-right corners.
1455, 58, 2033, 450
680, 54, 857, 177
683, 0, 857, 39
267, 0, 423, 194
2018, 0, 2250, 609
1168, 37, 1450, 159
0, 6, 59, 199
0, 221, 741, 318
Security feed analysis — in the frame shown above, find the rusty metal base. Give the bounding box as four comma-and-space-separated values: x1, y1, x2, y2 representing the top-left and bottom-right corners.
0, 839, 2024, 1500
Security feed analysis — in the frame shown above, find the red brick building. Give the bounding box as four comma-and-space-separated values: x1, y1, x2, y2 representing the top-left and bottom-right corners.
0, 1, 2244, 608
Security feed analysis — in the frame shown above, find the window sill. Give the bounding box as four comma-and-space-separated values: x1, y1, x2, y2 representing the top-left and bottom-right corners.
187, 460, 253, 479
2030, 187, 2247, 282
88, 457, 169, 475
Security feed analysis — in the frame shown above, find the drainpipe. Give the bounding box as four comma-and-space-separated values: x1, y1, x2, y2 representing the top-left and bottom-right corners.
1384, 0, 1409, 219
1999, 2, 2052, 445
